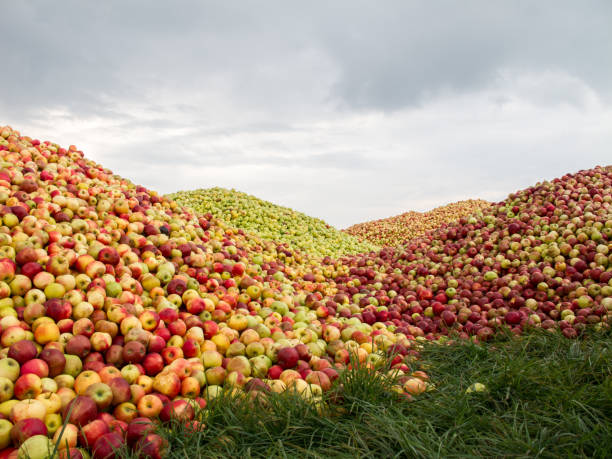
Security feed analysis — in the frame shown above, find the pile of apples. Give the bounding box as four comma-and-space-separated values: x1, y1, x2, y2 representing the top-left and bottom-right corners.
329, 168, 611, 341
167, 187, 379, 259
0, 126, 422, 459
344, 200, 491, 246
0, 123, 608, 458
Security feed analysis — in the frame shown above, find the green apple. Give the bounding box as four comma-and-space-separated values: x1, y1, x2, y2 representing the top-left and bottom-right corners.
0, 358, 20, 381
17, 434, 54, 459
0, 418, 12, 449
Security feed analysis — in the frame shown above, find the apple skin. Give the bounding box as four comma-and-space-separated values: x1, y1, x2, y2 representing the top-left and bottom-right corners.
45, 298, 72, 322
7, 341, 37, 365
0, 418, 12, 450
10, 418, 48, 445
122, 341, 146, 364
126, 417, 154, 447
0, 358, 20, 382
79, 418, 109, 449
136, 433, 168, 459
84, 383, 114, 411
92, 432, 124, 459
113, 402, 138, 424
142, 353, 164, 376
108, 377, 131, 405
17, 434, 54, 459
58, 448, 85, 459
13, 373, 42, 400
19, 359, 49, 378
52, 422, 78, 450
39, 348, 66, 378
152, 372, 180, 399
65, 335, 91, 359
277, 347, 299, 370
62, 395, 98, 428
0, 376, 13, 403
159, 399, 194, 422
136, 394, 163, 418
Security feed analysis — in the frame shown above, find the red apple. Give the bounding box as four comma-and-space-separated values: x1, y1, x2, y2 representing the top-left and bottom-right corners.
63, 396, 98, 428
92, 432, 123, 459
8, 340, 38, 365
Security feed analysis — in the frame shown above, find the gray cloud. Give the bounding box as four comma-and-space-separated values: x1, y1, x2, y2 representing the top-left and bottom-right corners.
1, 1, 611, 228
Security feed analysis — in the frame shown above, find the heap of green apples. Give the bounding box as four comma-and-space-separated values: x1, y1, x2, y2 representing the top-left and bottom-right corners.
167, 187, 379, 259
0, 126, 421, 459
344, 200, 491, 246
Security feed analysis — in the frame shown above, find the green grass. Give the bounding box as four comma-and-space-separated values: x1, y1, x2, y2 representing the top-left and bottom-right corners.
117, 329, 612, 459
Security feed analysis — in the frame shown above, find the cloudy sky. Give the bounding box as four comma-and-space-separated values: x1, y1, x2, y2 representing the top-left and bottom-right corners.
2, 1, 611, 228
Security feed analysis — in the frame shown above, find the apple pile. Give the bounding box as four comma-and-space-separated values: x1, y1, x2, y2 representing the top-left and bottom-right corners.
327, 167, 611, 341
167, 187, 379, 259
344, 200, 491, 247
0, 126, 422, 459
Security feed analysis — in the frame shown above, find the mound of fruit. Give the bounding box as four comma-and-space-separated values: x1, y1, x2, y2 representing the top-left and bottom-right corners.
344, 199, 492, 246
0, 122, 609, 458
328, 168, 611, 341
167, 187, 379, 259
0, 126, 417, 459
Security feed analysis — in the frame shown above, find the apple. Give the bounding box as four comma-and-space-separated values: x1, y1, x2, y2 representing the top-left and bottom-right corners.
121, 364, 141, 383
0, 418, 12, 450
113, 402, 138, 424
10, 418, 48, 445
79, 418, 109, 448
92, 432, 123, 459
98, 366, 121, 384
63, 355, 83, 378
277, 347, 299, 370
62, 395, 98, 428
152, 372, 180, 399
13, 373, 42, 400
147, 335, 165, 354
35, 392, 62, 414
0, 377, 14, 403
65, 335, 91, 358
33, 321, 61, 345
159, 399, 194, 422
126, 417, 154, 446
136, 433, 168, 459
108, 377, 131, 405
122, 341, 146, 364
74, 370, 101, 396
72, 319, 95, 339
87, 332, 110, 353
0, 359, 20, 382
53, 423, 78, 450
17, 434, 53, 459
45, 298, 72, 322
136, 394, 163, 419
1, 327, 27, 348
84, 383, 113, 411
10, 399, 47, 422
104, 345, 124, 367
7, 341, 37, 365
142, 353, 164, 376
43, 412, 62, 435
20, 359, 49, 378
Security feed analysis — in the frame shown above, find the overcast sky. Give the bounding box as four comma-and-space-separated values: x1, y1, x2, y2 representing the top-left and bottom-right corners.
2, 1, 611, 228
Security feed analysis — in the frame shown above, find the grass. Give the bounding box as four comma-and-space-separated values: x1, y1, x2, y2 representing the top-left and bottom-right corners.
116, 329, 612, 459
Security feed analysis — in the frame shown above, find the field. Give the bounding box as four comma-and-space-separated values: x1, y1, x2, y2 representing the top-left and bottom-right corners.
0, 125, 609, 459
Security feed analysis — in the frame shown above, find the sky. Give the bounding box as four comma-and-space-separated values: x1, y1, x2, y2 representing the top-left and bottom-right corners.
1, 1, 611, 228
